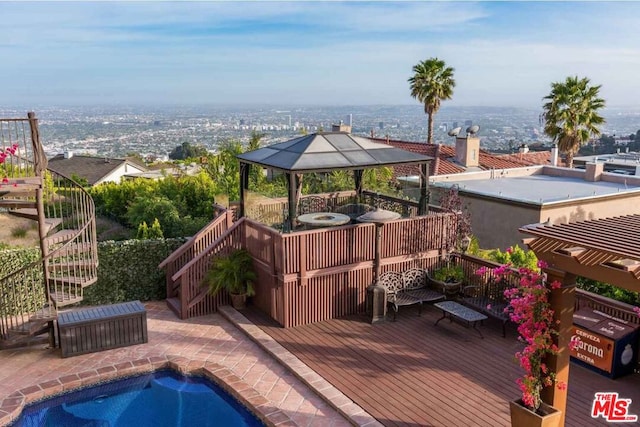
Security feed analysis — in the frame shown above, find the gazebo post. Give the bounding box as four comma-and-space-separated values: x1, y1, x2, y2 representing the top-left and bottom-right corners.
541, 268, 576, 427
418, 162, 429, 215
239, 162, 249, 218
354, 169, 364, 203
287, 172, 297, 231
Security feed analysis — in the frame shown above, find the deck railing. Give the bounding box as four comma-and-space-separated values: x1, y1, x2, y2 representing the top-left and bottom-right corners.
159, 205, 233, 303
167, 217, 245, 319
159, 204, 460, 325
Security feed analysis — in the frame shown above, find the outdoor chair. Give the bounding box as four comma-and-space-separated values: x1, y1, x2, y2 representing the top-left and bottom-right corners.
298, 196, 329, 215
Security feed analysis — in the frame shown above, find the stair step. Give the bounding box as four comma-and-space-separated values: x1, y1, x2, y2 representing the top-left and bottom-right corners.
45, 229, 79, 245
51, 243, 94, 257
8, 177, 42, 186
48, 260, 96, 271
8, 319, 51, 336
30, 306, 58, 321
166, 297, 182, 318
49, 291, 83, 308
0, 185, 39, 197
0, 199, 37, 210
43, 218, 64, 235
49, 275, 97, 288
6, 207, 37, 220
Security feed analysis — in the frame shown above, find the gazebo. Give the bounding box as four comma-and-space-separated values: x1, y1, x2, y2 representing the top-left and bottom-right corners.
236, 131, 433, 230
521, 215, 640, 425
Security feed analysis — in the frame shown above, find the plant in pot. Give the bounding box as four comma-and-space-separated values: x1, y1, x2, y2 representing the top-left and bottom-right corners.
430, 264, 464, 297
481, 261, 570, 427
204, 249, 256, 310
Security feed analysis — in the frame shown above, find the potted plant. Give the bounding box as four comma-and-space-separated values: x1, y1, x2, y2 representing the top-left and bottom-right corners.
204, 249, 256, 310
483, 262, 565, 427
430, 264, 464, 297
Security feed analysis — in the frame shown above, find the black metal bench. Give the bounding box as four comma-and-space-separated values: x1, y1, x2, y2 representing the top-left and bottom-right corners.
57, 300, 148, 358
460, 279, 511, 337
378, 268, 446, 321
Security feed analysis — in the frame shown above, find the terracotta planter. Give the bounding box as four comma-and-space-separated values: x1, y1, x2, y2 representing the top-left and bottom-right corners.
230, 293, 247, 310
509, 399, 562, 427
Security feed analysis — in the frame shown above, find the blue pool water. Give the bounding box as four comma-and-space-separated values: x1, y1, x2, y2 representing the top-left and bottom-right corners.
10, 370, 265, 427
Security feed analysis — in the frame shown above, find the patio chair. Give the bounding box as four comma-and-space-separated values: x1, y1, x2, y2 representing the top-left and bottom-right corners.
298, 196, 329, 215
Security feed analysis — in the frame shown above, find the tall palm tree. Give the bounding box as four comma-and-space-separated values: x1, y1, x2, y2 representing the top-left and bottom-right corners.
542, 76, 606, 168
408, 58, 455, 144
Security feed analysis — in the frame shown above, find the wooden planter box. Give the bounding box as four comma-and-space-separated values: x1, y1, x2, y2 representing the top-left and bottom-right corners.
57, 301, 148, 358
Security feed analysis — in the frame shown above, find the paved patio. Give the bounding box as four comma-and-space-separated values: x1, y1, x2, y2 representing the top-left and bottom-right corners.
0, 301, 356, 427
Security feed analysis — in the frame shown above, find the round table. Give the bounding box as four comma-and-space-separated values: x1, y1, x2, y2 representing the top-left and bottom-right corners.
297, 212, 351, 228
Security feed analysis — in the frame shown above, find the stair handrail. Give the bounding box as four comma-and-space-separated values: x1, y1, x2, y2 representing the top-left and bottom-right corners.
0, 168, 97, 340
158, 206, 232, 270
171, 217, 246, 283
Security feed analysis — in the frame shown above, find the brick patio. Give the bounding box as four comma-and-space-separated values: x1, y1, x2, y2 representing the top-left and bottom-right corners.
0, 301, 356, 427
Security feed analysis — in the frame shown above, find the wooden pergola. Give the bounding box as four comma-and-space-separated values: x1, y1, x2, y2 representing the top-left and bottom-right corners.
236, 131, 433, 230
520, 214, 640, 425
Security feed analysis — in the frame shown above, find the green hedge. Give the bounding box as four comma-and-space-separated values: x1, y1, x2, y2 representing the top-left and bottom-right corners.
82, 238, 186, 305
1, 238, 186, 308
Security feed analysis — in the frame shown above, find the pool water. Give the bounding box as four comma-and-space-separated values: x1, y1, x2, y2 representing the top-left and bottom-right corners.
10, 370, 265, 427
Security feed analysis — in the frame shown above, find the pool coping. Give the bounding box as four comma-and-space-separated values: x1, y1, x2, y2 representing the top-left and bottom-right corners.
218, 306, 383, 427
0, 355, 294, 427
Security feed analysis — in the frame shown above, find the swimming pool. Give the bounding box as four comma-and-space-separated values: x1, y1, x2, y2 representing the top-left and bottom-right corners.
10, 369, 265, 427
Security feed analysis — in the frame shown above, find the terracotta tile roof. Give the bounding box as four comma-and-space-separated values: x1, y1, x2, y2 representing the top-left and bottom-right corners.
497, 151, 565, 167
370, 137, 527, 176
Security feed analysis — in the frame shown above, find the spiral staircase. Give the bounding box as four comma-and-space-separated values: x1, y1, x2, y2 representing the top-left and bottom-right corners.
0, 113, 98, 349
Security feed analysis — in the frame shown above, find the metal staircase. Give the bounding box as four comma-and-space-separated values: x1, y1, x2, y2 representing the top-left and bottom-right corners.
0, 113, 98, 348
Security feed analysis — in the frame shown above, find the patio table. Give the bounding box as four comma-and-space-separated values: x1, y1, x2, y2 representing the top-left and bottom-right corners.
434, 300, 488, 338
297, 212, 351, 228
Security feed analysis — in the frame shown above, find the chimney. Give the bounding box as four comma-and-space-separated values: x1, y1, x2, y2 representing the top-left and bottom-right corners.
455, 135, 480, 168
550, 144, 558, 166
63, 150, 73, 159
585, 162, 604, 182
331, 122, 351, 133
518, 144, 529, 154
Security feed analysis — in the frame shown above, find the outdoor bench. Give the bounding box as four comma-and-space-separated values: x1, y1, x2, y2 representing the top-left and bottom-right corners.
57, 300, 148, 358
378, 268, 446, 321
460, 279, 511, 337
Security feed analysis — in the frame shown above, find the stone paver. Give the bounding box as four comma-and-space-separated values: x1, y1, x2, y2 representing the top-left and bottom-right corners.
0, 301, 352, 427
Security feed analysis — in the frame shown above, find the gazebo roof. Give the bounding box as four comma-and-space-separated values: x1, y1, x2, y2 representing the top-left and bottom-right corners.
237, 132, 433, 173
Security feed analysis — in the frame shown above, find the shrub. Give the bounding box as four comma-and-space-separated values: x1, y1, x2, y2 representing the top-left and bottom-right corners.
10, 227, 28, 238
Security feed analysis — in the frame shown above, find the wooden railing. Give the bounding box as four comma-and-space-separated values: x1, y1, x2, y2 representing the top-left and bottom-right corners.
457, 254, 640, 369
167, 218, 245, 319
159, 205, 233, 303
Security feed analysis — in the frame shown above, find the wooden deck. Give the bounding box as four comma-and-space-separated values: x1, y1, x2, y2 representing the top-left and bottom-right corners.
244, 305, 640, 427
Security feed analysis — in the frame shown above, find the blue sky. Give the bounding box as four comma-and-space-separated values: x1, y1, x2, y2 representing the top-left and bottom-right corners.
2, 1, 640, 108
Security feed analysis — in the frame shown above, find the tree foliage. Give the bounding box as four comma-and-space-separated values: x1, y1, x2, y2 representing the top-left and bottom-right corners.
169, 142, 208, 160
409, 57, 455, 144
542, 76, 606, 167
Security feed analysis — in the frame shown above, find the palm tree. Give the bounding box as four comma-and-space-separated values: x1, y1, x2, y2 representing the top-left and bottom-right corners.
542, 76, 606, 168
408, 58, 455, 144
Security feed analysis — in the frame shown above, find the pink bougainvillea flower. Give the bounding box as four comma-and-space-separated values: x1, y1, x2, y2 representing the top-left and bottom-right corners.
491, 263, 561, 411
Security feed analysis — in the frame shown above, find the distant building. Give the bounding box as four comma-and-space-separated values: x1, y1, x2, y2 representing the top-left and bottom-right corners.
48, 152, 147, 186
379, 122, 384, 130
429, 164, 640, 249
573, 150, 640, 176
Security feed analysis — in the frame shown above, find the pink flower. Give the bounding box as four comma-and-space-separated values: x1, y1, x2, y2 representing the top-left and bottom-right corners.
486, 303, 492, 310
633, 306, 640, 317
490, 262, 561, 411
2, 177, 8, 184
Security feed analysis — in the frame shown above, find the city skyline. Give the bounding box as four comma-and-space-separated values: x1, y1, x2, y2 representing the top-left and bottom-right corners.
3, 2, 640, 108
